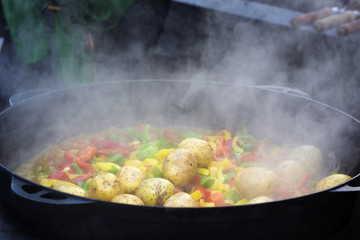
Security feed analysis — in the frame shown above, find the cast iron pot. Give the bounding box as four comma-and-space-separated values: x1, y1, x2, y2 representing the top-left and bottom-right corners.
1, 80, 360, 240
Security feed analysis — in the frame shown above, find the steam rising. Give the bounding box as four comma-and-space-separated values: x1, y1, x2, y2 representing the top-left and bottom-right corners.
1, 1, 360, 177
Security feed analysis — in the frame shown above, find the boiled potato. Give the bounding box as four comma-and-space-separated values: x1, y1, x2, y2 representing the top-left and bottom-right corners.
275, 160, 306, 186
178, 138, 214, 168
248, 196, 273, 204
53, 183, 88, 197
135, 178, 176, 206
111, 194, 144, 205
89, 172, 124, 201
163, 192, 198, 207
116, 166, 146, 194
315, 174, 351, 191
234, 166, 279, 199
289, 145, 322, 176
163, 148, 197, 187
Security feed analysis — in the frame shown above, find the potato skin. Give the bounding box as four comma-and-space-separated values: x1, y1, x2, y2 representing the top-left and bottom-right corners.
275, 160, 306, 186
135, 178, 176, 206
89, 172, 124, 201
234, 167, 279, 199
178, 138, 214, 168
248, 196, 273, 204
315, 174, 351, 192
53, 183, 88, 197
289, 145, 323, 176
163, 192, 198, 207
163, 148, 197, 187
116, 166, 146, 194
111, 194, 145, 205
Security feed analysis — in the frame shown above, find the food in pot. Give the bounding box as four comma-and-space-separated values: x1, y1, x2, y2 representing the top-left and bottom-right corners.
16, 122, 350, 207
247, 196, 273, 204
116, 166, 146, 194
288, 145, 323, 177
234, 166, 279, 199
135, 178, 176, 206
163, 148, 197, 187
40, 178, 88, 197
111, 194, 145, 205
315, 174, 351, 191
178, 138, 214, 167
163, 192, 199, 207
275, 160, 306, 186
89, 172, 124, 201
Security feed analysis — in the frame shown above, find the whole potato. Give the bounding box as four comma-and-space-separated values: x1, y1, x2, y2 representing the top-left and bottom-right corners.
315, 174, 351, 192
116, 166, 146, 194
289, 145, 323, 176
178, 138, 214, 168
89, 172, 124, 201
163, 192, 198, 207
275, 160, 306, 186
111, 194, 145, 206
163, 148, 197, 187
53, 183, 88, 197
234, 167, 279, 199
248, 196, 273, 204
135, 178, 176, 206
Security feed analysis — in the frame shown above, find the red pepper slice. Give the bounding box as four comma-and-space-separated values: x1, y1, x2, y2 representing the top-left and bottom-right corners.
240, 153, 256, 162
96, 148, 130, 157
215, 136, 232, 159
193, 186, 212, 202
64, 151, 80, 162
58, 163, 76, 174
228, 177, 235, 189
91, 138, 127, 149
210, 191, 226, 206
163, 130, 181, 143
48, 171, 69, 181
183, 174, 201, 192
78, 145, 96, 161
70, 160, 94, 183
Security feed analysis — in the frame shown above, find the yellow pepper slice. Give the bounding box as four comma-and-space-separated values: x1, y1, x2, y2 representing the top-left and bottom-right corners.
96, 162, 120, 172
142, 158, 159, 167
209, 158, 230, 171
154, 148, 174, 163
232, 136, 244, 153
197, 168, 210, 176
190, 189, 203, 201
40, 178, 77, 188
235, 198, 249, 205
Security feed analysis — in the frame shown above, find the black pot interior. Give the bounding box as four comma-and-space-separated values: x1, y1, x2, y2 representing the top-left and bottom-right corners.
1, 80, 360, 178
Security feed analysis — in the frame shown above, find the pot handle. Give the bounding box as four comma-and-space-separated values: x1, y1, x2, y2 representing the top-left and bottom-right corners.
254, 85, 312, 100
329, 174, 360, 193
11, 176, 96, 205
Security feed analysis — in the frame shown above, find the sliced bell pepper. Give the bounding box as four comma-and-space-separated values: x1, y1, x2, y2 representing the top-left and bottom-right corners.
107, 153, 125, 165
48, 171, 70, 181
70, 160, 94, 183
210, 191, 226, 206
198, 175, 216, 189
97, 148, 130, 157
163, 129, 181, 143
64, 151, 80, 162
78, 145, 96, 161
193, 186, 212, 202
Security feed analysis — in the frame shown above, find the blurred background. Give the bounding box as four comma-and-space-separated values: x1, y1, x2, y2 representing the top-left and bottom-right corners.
1, 0, 360, 114
1, 0, 360, 117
